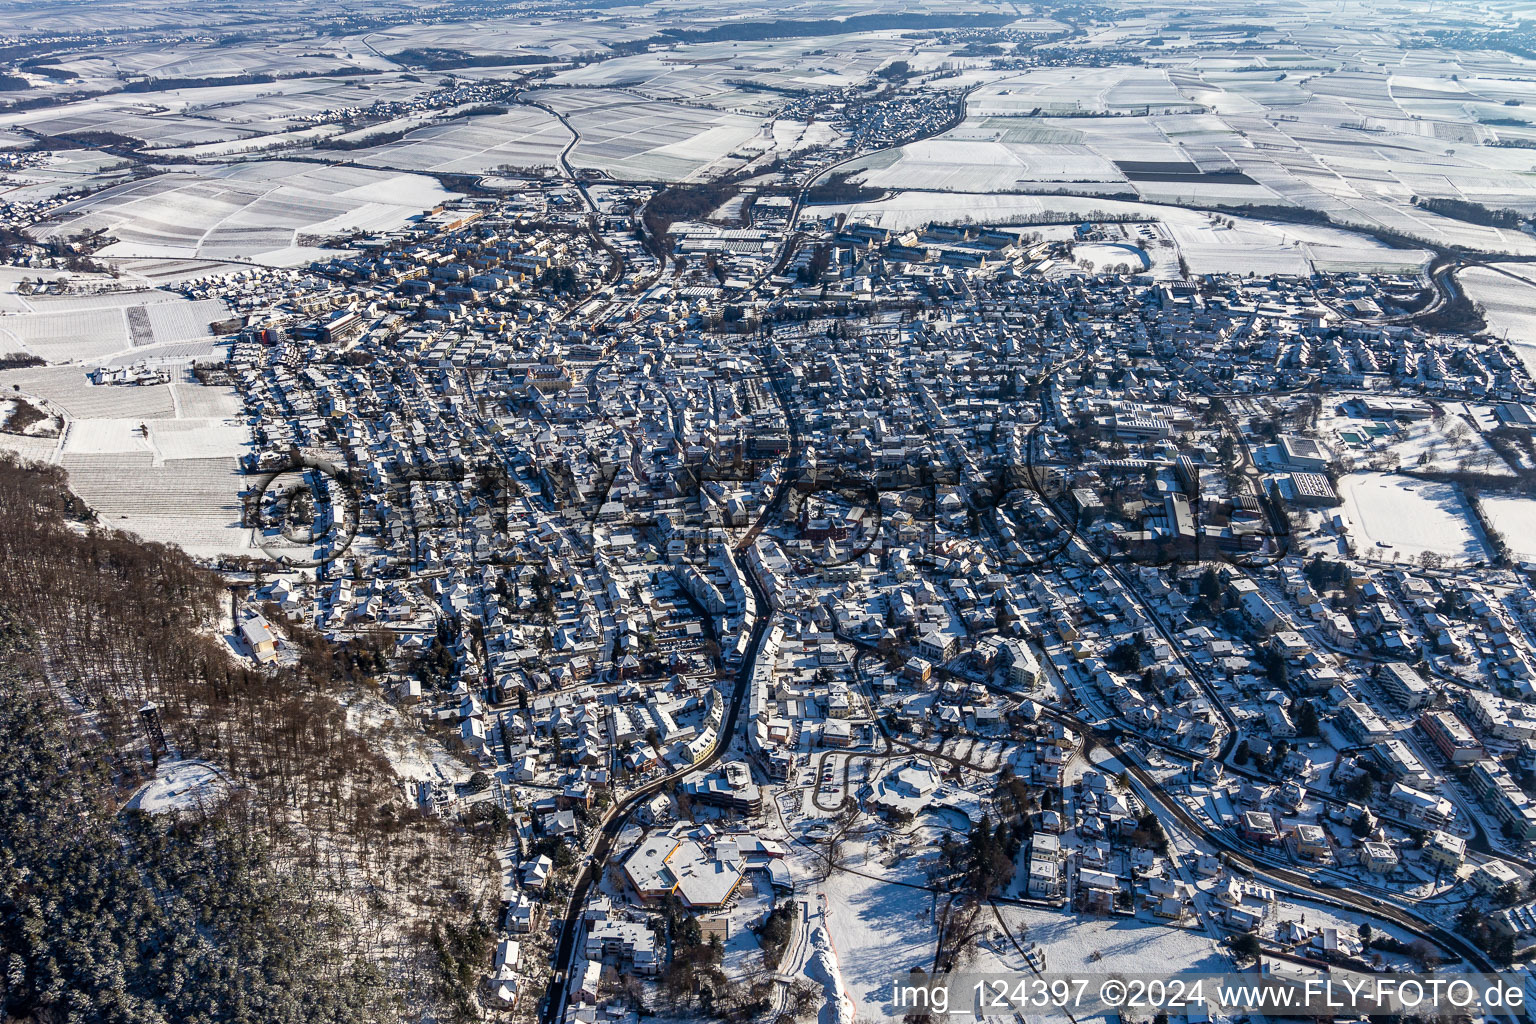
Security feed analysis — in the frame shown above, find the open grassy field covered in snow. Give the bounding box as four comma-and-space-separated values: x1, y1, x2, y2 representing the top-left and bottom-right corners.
1339, 472, 1492, 565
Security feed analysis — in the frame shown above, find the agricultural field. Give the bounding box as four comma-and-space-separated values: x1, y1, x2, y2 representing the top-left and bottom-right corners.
850, 137, 1127, 193
338, 16, 645, 61
843, 56, 1536, 255
526, 88, 767, 181
12, 0, 1536, 262
332, 108, 570, 175
60, 451, 254, 558
968, 68, 1206, 117
0, 149, 139, 202
13, 105, 264, 148
0, 290, 229, 365
172, 76, 439, 130
547, 35, 916, 110
1458, 264, 1536, 378
0, 359, 254, 558
31, 162, 458, 265
0, 364, 176, 420
0, 58, 434, 152
772, 118, 846, 153
28, 38, 393, 83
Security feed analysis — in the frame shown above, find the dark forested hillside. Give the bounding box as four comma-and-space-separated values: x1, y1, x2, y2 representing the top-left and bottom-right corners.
0, 455, 498, 1023
0, 663, 396, 1023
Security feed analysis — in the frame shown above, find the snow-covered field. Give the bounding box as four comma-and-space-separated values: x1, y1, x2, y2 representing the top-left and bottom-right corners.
527, 88, 765, 181
18, 104, 264, 148
0, 365, 175, 418
128, 760, 230, 814
851, 138, 1126, 193
828, 192, 1428, 275
829, 61, 1536, 255
335, 108, 570, 175
1338, 472, 1491, 564
35, 162, 458, 264
992, 903, 1229, 977
63, 452, 254, 558
1480, 494, 1536, 563
968, 68, 1202, 118
1068, 241, 1150, 273
1459, 264, 1536, 378
84, 417, 249, 461
808, 841, 939, 1020
546, 35, 912, 103
0, 290, 228, 365
0, 363, 255, 559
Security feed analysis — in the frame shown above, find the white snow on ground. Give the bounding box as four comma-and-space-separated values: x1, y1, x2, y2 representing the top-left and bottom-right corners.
1338, 472, 1492, 564
128, 759, 229, 813
817, 847, 939, 1019
0, 290, 228, 365
61, 418, 149, 454
993, 904, 1230, 977
0, 432, 60, 462
0, 361, 256, 559
1481, 494, 1536, 563
146, 419, 252, 462
822, 192, 1429, 275
1319, 402, 1512, 477
772, 118, 843, 153
61, 452, 254, 559
169, 381, 244, 419
342, 690, 471, 785
1459, 264, 1536, 378
806, 925, 855, 1024
39, 162, 458, 265
938, 900, 1233, 1024
1069, 241, 1150, 272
